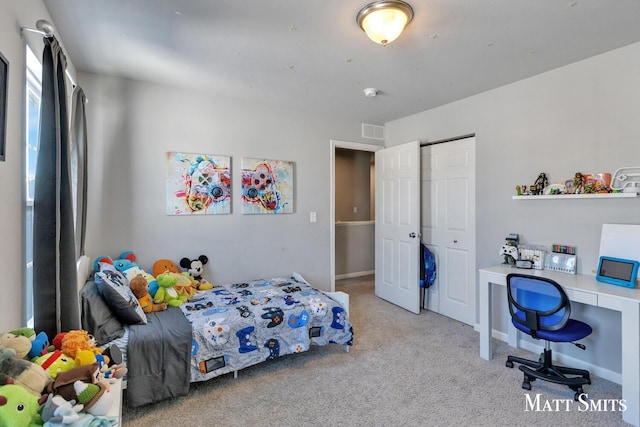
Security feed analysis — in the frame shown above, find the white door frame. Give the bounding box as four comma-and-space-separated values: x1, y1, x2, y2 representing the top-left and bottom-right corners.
330, 139, 383, 292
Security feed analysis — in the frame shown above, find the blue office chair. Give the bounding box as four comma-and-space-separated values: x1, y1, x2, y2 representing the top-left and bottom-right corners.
505, 273, 592, 400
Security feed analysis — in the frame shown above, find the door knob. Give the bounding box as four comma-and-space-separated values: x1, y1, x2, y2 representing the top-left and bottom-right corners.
409, 232, 416, 238
453, 240, 458, 243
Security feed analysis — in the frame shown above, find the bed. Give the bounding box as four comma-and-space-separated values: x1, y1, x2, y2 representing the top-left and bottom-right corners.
80, 272, 353, 407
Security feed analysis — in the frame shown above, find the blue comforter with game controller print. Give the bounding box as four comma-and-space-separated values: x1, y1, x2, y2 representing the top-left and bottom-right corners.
181, 275, 353, 383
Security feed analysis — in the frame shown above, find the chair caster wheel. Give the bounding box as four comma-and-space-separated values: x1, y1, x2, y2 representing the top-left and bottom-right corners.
506, 360, 514, 368
522, 380, 532, 391
574, 389, 583, 401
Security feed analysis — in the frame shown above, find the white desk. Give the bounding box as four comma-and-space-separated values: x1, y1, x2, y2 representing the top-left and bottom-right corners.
479, 266, 640, 427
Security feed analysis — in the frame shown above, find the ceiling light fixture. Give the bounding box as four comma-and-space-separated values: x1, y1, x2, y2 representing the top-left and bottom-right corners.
356, 0, 414, 46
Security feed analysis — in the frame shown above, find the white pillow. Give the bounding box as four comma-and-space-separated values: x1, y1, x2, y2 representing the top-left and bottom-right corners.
76, 255, 91, 292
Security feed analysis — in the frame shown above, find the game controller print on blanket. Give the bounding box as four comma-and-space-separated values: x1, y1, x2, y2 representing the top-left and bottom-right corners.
182, 276, 353, 382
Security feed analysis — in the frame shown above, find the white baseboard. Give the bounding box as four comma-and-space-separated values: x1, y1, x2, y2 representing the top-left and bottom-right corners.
474, 325, 621, 385
335, 270, 375, 280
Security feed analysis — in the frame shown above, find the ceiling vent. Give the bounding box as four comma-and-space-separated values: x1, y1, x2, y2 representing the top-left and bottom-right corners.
362, 123, 385, 140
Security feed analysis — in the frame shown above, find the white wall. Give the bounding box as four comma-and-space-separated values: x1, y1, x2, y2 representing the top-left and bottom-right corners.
0, 0, 60, 329
79, 73, 370, 290
386, 41, 640, 377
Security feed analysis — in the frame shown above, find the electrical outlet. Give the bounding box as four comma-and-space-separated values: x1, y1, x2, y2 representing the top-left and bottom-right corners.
310, 211, 317, 223
353, 206, 358, 213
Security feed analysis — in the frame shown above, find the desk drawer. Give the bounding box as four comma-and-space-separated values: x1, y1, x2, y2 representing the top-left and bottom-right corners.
598, 294, 622, 311
565, 289, 598, 306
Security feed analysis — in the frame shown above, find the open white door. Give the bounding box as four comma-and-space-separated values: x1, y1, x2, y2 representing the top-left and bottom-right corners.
375, 141, 420, 314
421, 136, 476, 326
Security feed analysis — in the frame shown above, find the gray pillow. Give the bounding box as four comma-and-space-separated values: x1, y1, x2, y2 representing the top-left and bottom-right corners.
80, 278, 125, 345
95, 262, 147, 325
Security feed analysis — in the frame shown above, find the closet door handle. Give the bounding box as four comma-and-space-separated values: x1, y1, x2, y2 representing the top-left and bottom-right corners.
409, 232, 416, 238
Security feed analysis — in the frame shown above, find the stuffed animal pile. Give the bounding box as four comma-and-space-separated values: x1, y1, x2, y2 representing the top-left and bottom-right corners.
0, 327, 126, 426
0, 251, 219, 426
95, 251, 160, 298
96, 251, 214, 303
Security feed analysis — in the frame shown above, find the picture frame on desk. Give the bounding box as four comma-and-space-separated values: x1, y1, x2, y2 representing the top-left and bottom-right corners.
544, 253, 577, 274
0, 50, 8, 162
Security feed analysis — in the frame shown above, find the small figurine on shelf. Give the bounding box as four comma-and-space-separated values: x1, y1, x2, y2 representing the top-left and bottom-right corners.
515, 185, 522, 196
584, 181, 596, 194
533, 173, 548, 195
564, 179, 575, 194
573, 172, 585, 194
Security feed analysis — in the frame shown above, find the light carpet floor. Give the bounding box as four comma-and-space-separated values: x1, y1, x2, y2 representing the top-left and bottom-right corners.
121, 279, 627, 426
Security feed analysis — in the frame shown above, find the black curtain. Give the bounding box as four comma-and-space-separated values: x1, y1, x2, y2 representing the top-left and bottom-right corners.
33, 37, 79, 338
70, 86, 88, 257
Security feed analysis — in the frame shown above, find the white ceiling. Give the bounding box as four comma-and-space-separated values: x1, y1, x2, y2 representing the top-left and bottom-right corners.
42, 0, 640, 125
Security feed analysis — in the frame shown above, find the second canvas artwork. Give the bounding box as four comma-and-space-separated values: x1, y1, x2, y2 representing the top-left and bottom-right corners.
241, 157, 294, 214
166, 152, 293, 215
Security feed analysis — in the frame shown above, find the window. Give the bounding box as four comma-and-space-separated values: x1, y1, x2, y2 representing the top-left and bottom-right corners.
24, 46, 42, 326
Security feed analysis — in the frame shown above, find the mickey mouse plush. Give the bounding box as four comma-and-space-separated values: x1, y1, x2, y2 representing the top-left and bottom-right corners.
180, 255, 214, 290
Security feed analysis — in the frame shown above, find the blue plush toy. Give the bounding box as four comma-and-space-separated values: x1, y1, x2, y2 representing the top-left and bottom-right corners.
27, 331, 50, 360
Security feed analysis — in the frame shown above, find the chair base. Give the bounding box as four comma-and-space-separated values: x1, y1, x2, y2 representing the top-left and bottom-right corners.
506, 347, 591, 401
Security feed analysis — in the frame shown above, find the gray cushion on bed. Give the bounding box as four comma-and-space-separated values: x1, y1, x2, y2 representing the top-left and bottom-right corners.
80, 277, 126, 345
94, 263, 147, 325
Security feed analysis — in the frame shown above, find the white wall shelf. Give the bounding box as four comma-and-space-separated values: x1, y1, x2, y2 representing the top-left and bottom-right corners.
512, 193, 638, 200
